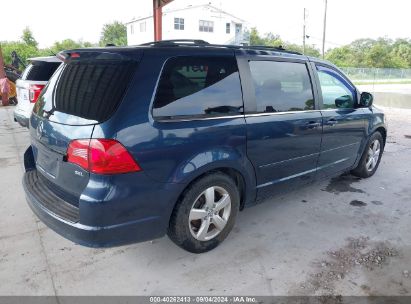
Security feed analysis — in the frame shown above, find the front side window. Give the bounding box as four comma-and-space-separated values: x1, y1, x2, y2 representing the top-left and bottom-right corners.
317, 66, 356, 109
199, 20, 214, 32
249, 61, 315, 113
153, 56, 243, 119
174, 18, 184, 30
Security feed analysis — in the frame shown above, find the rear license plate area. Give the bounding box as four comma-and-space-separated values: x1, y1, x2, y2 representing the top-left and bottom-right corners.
35, 144, 60, 178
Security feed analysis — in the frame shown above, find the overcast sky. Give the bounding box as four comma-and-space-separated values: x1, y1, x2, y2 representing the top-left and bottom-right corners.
1, 0, 409, 50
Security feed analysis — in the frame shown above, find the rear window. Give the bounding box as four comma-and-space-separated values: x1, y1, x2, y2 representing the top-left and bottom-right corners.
23, 61, 61, 81
152, 56, 243, 119
34, 58, 137, 123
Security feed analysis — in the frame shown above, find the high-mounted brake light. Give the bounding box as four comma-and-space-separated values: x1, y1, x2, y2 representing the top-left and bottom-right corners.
56, 51, 80, 62
29, 84, 45, 103
67, 139, 141, 174
56, 52, 68, 62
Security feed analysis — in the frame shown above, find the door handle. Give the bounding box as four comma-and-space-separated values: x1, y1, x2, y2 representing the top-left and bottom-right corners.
326, 119, 338, 126
306, 121, 321, 129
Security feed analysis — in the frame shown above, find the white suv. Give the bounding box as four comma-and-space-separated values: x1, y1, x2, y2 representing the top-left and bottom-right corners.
14, 56, 61, 127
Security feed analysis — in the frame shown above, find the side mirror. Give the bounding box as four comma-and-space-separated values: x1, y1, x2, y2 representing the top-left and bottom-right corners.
335, 95, 353, 108
359, 92, 373, 107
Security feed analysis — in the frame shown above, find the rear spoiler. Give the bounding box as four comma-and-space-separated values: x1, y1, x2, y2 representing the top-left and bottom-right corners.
57, 50, 138, 63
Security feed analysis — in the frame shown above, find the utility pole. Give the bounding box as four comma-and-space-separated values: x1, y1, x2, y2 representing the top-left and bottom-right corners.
322, 0, 328, 59
303, 8, 307, 54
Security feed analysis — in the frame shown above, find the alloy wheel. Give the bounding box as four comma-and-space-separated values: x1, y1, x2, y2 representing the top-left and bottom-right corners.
366, 139, 381, 172
188, 186, 232, 241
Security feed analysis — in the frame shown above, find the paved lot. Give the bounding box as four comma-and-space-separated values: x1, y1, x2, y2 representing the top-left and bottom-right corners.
0, 106, 411, 297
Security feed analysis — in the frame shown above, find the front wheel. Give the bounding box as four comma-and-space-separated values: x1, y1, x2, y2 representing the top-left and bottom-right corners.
351, 132, 384, 178
168, 173, 240, 253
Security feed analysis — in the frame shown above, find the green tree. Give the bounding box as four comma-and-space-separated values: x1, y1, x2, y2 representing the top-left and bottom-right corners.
263, 33, 283, 47
390, 39, 411, 68
364, 42, 394, 68
249, 28, 283, 47
325, 46, 355, 67
44, 39, 95, 55
50, 39, 82, 53
325, 38, 411, 68
249, 28, 265, 46
21, 27, 38, 48
1, 34, 95, 68
83, 41, 94, 48
286, 43, 321, 57
0, 41, 40, 67
248, 27, 321, 57
100, 21, 127, 46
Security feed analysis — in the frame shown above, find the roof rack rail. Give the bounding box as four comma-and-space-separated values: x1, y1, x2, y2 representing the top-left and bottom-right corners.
203, 44, 302, 55
139, 39, 302, 55
140, 39, 210, 46
241, 45, 302, 55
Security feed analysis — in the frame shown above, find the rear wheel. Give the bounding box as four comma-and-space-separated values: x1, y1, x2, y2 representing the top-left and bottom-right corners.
168, 173, 239, 253
351, 132, 384, 178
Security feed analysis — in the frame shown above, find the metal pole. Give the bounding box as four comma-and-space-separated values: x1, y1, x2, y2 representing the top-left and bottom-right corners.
0, 45, 5, 78
153, 0, 162, 41
153, 0, 175, 42
0, 45, 8, 105
322, 0, 328, 59
303, 8, 306, 54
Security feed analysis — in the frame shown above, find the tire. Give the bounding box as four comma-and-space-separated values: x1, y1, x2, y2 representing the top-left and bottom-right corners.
168, 172, 240, 253
351, 132, 384, 178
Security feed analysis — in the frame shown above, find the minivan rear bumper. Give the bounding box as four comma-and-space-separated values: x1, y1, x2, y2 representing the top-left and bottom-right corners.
23, 169, 177, 247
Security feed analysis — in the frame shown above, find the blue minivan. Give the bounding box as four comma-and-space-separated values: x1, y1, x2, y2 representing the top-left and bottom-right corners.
23, 40, 386, 253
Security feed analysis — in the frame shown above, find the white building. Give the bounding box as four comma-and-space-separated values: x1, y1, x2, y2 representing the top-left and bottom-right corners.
126, 3, 250, 46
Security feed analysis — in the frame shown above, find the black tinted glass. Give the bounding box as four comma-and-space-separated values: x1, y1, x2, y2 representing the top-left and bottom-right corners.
34, 60, 137, 123
153, 56, 243, 119
26, 61, 61, 81
250, 61, 314, 113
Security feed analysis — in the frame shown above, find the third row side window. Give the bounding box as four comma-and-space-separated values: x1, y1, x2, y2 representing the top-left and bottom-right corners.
249, 61, 315, 113
153, 56, 243, 119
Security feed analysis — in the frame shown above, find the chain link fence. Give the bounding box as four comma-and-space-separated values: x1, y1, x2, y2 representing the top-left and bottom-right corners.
341, 68, 411, 109
340, 67, 411, 84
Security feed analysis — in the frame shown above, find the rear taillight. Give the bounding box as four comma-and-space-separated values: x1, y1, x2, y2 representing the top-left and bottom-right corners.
67, 139, 90, 170
67, 139, 141, 174
29, 84, 45, 103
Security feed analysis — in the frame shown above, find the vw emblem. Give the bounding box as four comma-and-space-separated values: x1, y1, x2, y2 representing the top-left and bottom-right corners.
36, 121, 44, 139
